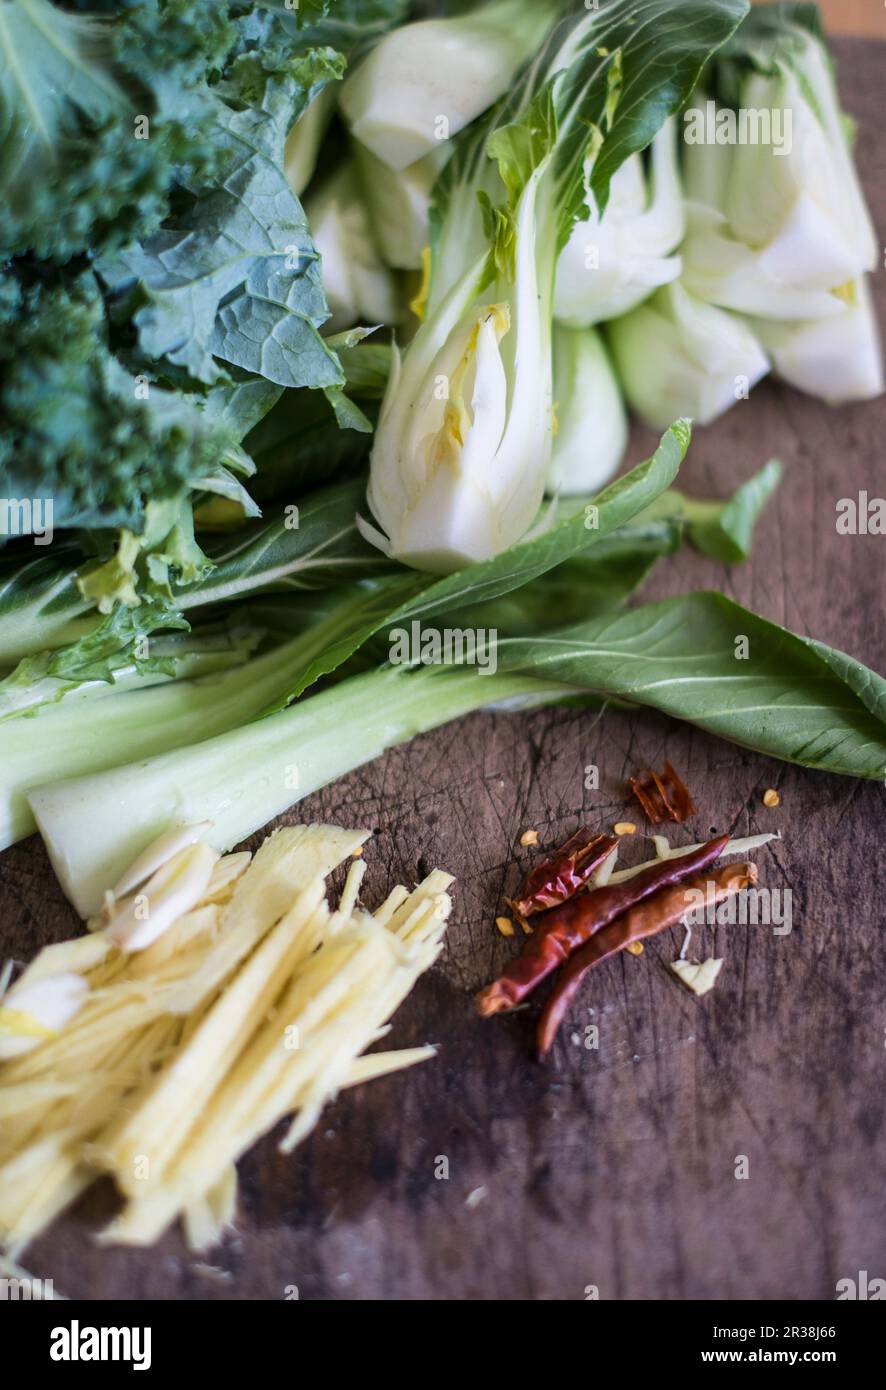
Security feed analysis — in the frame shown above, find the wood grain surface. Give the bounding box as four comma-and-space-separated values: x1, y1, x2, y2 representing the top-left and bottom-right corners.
759, 0, 886, 39
3, 37, 886, 1302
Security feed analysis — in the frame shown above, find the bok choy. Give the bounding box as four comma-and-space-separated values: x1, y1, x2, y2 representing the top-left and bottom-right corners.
338, 0, 560, 170
30, 589, 886, 918
681, 4, 883, 402
360, 0, 748, 571
554, 118, 685, 327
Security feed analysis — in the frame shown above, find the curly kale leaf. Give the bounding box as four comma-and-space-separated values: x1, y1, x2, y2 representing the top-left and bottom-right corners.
98, 41, 346, 388
0, 270, 244, 533
0, 0, 234, 260
252, 0, 410, 54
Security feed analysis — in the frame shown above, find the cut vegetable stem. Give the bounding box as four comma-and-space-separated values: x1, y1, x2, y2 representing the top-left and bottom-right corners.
30, 663, 560, 917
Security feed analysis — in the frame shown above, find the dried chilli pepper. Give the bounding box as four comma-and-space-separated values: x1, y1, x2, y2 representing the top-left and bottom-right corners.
536, 860, 757, 1059
629, 760, 696, 824
507, 829, 618, 921
475, 834, 730, 1018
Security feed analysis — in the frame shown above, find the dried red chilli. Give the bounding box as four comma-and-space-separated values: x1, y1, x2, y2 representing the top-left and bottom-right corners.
536, 860, 757, 1058
475, 834, 730, 1017
507, 830, 618, 921
629, 760, 696, 824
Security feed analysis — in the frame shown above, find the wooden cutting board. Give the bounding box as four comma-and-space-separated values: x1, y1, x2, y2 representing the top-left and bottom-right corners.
3, 37, 885, 1301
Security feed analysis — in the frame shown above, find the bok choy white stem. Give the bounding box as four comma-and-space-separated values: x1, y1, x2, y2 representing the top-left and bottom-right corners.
554, 118, 684, 327
338, 0, 560, 171
750, 279, 884, 404
29, 663, 564, 917
549, 324, 627, 495
305, 163, 404, 333
607, 281, 770, 429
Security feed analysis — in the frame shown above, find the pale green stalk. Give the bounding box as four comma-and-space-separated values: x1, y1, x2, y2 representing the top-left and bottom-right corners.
29, 663, 561, 916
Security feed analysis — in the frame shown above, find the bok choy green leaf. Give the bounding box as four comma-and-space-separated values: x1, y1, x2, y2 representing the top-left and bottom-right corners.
30, 588, 886, 917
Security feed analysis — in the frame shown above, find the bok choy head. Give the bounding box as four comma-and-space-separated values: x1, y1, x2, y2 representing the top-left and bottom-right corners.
681, 9, 879, 320
554, 117, 685, 327
361, 0, 750, 573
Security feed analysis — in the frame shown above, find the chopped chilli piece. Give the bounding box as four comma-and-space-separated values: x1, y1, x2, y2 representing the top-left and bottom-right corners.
475, 835, 729, 1017
508, 831, 618, 921
630, 760, 696, 824
537, 862, 756, 1058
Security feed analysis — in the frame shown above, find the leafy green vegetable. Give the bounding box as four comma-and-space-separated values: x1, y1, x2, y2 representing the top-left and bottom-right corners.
0, 621, 256, 722
567, 0, 751, 218
449, 521, 682, 634
0, 426, 786, 738
0, 421, 685, 669
0, 542, 95, 666
0, 600, 189, 719
365, 0, 748, 570
0, 512, 682, 848
0, 0, 391, 610
265, 0, 410, 54
2, 426, 778, 848
97, 46, 343, 390
0, 0, 234, 261
198, 421, 692, 691
31, 587, 886, 917
494, 591, 886, 779
637, 459, 783, 563
0, 476, 389, 677
0, 271, 245, 535
0, 419, 773, 856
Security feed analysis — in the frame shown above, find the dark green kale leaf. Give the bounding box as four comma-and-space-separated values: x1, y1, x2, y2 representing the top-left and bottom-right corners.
0, 0, 236, 261
0, 269, 241, 534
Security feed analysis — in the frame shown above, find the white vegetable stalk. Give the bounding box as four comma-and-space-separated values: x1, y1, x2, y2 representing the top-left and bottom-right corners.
0, 629, 325, 850
305, 163, 403, 333
607, 281, 770, 430
284, 85, 337, 197
554, 118, 684, 326
549, 324, 627, 495
728, 38, 876, 286
681, 26, 878, 323
751, 278, 884, 404
339, 0, 558, 170
353, 141, 448, 271
29, 663, 561, 918
680, 142, 852, 322
105, 842, 219, 952
362, 160, 554, 572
